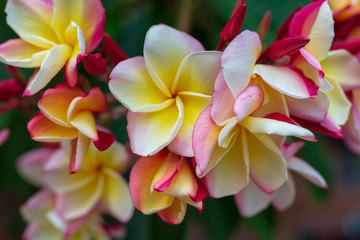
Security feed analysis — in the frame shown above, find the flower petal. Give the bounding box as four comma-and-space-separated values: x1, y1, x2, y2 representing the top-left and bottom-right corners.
172, 51, 221, 95
234, 180, 272, 217
102, 169, 134, 223
233, 85, 264, 123
127, 97, 183, 156
157, 198, 187, 224
24, 44, 72, 96
321, 50, 360, 91
56, 175, 104, 220
109, 56, 171, 112
253, 64, 318, 99
168, 92, 211, 157
52, 0, 105, 52
241, 115, 316, 142
271, 174, 296, 211
204, 129, 249, 198
0, 39, 48, 68
38, 84, 86, 128
287, 156, 328, 188
211, 69, 236, 126
129, 151, 173, 214
144, 24, 204, 96
247, 132, 287, 194
28, 113, 79, 142
5, 0, 58, 48
221, 30, 262, 97
69, 133, 91, 173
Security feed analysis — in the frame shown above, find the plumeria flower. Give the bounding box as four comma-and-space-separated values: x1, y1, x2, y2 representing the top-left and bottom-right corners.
27, 84, 114, 173
109, 24, 222, 157
129, 148, 208, 224
235, 141, 328, 217
0, 0, 105, 96
284, 0, 352, 137
21, 189, 111, 240
193, 83, 316, 198
43, 141, 134, 223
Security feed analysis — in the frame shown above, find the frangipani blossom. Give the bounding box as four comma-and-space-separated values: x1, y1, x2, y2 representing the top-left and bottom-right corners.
285, 0, 352, 135
43, 142, 134, 223
129, 148, 207, 224
235, 141, 328, 217
27, 84, 114, 173
0, 0, 105, 96
21, 189, 111, 240
193, 84, 316, 198
109, 24, 222, 157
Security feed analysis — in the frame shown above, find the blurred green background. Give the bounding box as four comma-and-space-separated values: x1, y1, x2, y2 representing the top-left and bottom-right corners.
2, 0, 360, 239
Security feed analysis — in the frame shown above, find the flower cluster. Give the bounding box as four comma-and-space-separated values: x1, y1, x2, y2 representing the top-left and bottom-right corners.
1, 0, 360, 238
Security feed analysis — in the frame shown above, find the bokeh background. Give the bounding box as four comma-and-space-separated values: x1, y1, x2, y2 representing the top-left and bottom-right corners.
1, 0, 360, 239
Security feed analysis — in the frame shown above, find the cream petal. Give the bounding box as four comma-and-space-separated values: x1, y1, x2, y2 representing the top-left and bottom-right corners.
109, 56, 171, 112
127, 97, 184, 156
144, 24, 205, 96
271, 174, 296, 211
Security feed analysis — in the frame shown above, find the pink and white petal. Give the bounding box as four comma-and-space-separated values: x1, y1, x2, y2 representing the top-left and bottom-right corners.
44, 148, 95, 194
241, 115, 316, 141
286, 91, 329, 123
324, 78, 351, 126
24, 44, 72, 96
247, 132, 287, 194
281, 141, 305, 160
253, 64, 318, 99
20, 188, 55, 223
321, 50, 360, 91
234, 180, 272, 217
0, 39, 48, 68
271, 174, 296, 211
287, 156, 328, 188
129, 151, 173, 214
193, 106, 231, 177
5, 0, 58, 48
39, 84, 85, 128
144, 24, 205, 96
69, 133, 91, 173
204, 129, 249, 198
303, 2, 334, 61
56, 175, 104, 220
211, 69, 236, 126
102, 169, 134, 223
342, 110, 360, 156
157, 198, 187, 225
221, 30, 262, 97
28, 113, 79, 142
67, 87, 107, 120
233, 85, 264, 123
172, 51, 221, 95
127, 97, 183, 156
17, 147, 56, 187
168, 92, 211, 157
109, 56, 171, 112
0, 128, 10, 146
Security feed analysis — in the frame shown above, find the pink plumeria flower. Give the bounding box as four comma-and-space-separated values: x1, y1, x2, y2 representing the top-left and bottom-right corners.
27, 84, 114, 173
43, 141, 134, 223
129, 148, 208, 224
109, 24, 221, 157
235, 141, 328, 217
21, 189, 111, 240
193, 83, 316, 198
0, 0, 105, 96
284, 0, 352, 136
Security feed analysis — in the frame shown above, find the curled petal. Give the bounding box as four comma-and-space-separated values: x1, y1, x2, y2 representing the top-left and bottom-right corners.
157, 198, 187, 224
